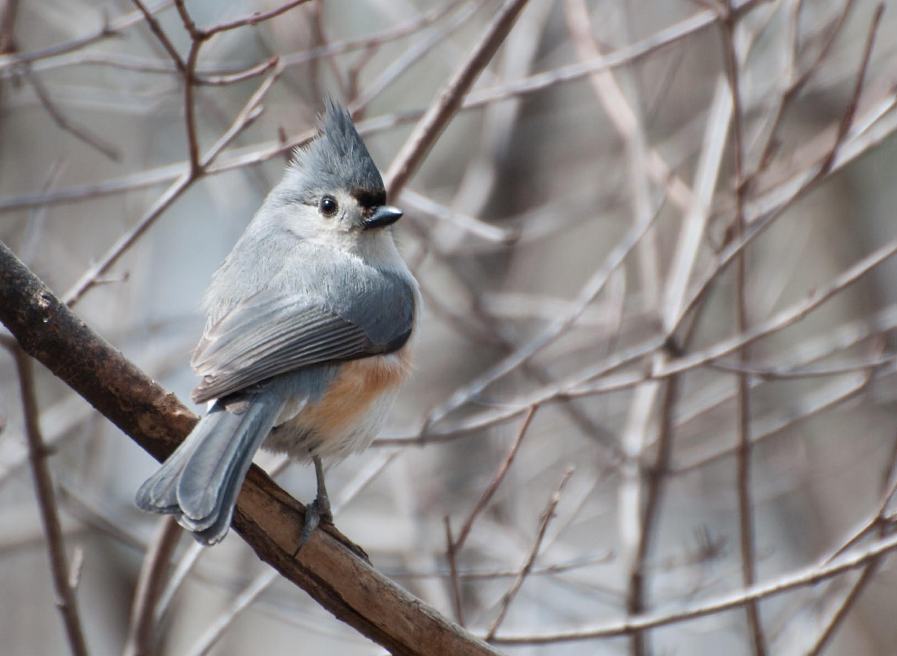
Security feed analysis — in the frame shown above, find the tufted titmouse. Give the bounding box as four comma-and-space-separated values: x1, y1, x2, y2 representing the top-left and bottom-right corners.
136, 101, 418, 546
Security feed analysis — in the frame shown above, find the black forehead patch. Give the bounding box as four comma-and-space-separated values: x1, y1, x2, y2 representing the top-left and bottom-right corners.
289, 100, 385, 199
353, 188, 387, 208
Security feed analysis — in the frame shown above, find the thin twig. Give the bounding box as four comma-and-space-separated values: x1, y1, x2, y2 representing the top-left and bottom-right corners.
453, 405, 538, 551
62, 60, 281, 306
426, 194, 665, 428
387, 551, 613, 581
349, 0, 486, 114
10, 345, 89, 656
124, 517, 182, 656
6, 0, 459, 82
708, 352, 896, 379
203, 0, 312, 37
564, 235, 897, 396
818, 3, 884, 175
130, 0, 185, 72
660, 7, 889, 358
380, 286, 897, 450
564, 0, 696, 219
444, 517, 465, 627
197, 56, 279, 85
672, 369, 877, 475
0, 0, 171, 70
186, 570, 280, 656
414, 263, 625, 461
400, 189, 516, 243
719, 6, 767, 654
172, 0, 199, 38
152, 541, 203, 625
748, 0, 856, 176
25, 68, 121, 161
805, 428, 897, 654
384, 0, 532, 197
491, 530, 897, 644
485, 467, 574, 641
624, 375, 679, 655
182, 40, 202, 175
62, 171, 192, 307
0, 0, 19, 54
0, 0, 857, 216
662, 79, 732, 331
559, 8, 711, 651
805, 565, 878, 655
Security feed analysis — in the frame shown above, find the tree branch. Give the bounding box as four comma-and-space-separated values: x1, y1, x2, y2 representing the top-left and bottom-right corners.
0, 241, 501, 656
124, 517, 182, 656
9, 342, 89, 656
492, 530, 897, 645
719, 6, 767, 654
384, 0, 532, 196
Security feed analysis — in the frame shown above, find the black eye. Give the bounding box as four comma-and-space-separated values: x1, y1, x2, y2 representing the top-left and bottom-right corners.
319, 195, 338, 217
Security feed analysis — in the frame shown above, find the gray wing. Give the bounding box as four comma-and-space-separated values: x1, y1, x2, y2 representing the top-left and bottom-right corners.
191, 270, 415, 403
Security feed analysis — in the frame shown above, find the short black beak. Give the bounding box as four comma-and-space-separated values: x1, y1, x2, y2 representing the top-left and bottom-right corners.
363, 205, 403, 230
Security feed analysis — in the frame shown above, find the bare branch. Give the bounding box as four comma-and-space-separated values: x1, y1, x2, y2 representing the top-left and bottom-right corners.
62, 171, 192, 307
672, 369, 876, 475
0, 243, 501, 656
454, 405, 538, 551
0, 0, 861, 216
385, 0, 532, 196
719, 5, 767, 653
0, 0, 19, 54
0, 1, 164, 70
25, 68, 121, 161
124, 517, 182, 656
185, 569, 279, 656
818, 2, 884, 175
130, 0, 185, 72
485, 467, 574, 640
805, 430, 897, 654
426, 194, 665, 428
202, 0, 312, 38
61, 61, 281, 306
444, 517, 465, 627
182, 40, 203, 175
9, 343, 89, 656
492, 531, 897, 644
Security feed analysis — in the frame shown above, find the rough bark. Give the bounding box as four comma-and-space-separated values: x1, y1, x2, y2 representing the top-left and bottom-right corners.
0, 240, 501, 656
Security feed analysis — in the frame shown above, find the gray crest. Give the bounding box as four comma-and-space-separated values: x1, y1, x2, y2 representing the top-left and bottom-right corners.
290, 100, 386, 203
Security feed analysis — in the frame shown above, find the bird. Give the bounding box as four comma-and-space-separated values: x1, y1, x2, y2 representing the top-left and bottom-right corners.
136, 100, 418, 546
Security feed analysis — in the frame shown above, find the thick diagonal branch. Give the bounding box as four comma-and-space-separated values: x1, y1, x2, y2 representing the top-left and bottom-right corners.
0, 241, 500, 656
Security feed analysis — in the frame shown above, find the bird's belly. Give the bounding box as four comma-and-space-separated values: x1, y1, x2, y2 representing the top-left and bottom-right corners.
265, 349, 410, 459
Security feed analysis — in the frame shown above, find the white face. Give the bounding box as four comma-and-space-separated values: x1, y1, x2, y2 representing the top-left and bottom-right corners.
277, 187, 407, 269
313, 189, 370, 235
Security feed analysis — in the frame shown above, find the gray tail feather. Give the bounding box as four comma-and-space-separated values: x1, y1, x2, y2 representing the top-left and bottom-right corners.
135, 395, 284, 545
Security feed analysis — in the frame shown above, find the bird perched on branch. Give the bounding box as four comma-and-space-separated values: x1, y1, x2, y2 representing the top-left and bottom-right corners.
136, 101, 418, 546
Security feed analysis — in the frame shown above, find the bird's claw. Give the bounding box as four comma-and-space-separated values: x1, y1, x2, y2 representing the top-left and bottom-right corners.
295, 496, 333, 555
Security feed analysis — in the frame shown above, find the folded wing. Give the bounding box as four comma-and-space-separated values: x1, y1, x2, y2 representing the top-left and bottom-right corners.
191, 269, 414, 403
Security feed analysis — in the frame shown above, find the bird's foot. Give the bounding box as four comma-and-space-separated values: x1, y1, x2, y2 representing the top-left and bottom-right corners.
294, 495, 333, 555
293, 456, 334, 556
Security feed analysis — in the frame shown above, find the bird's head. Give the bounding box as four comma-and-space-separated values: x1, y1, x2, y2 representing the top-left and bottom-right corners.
272, 101, 403, 245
